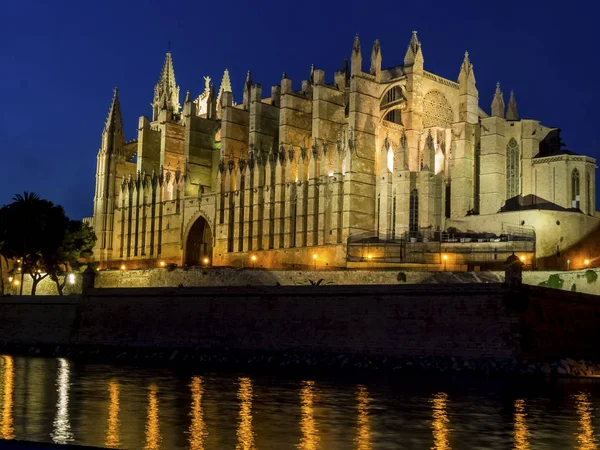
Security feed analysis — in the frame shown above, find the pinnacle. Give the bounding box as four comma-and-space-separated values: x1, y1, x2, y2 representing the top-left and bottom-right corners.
104, 87, 123, 135
353, 34, 361, 53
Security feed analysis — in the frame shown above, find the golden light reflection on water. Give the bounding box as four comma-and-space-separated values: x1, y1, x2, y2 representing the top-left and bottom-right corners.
514, 399, 530, 450
431, 392, 450, 450
105, 380, 121, 448
0, 355, 14, 440
189, 377, 207, 450
145, 384, 161, 450
236, 377, 255, 450
51, 358, 73, 444
574, 392, 598, 450
355, 385, 372, 450
298, 380, 319, 450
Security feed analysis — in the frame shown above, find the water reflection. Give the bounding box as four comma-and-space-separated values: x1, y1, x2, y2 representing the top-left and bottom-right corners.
236, 377, 255, 450
431, 392, 450, 450
189, 377, 207, 450
51, 358, 73, 444
514, 399, 530, 450
298, 380, 319, 450
0, 355, 14, 440
105, 380, 121, 448
355, 385, 372, 450
145, 384, 161, 450
574, 392, 597, 450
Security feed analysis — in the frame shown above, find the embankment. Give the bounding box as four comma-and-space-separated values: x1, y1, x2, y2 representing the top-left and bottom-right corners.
1, 284, 600, 375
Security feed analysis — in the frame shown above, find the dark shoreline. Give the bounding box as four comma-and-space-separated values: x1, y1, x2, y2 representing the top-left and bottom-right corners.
1, 342, 598, 379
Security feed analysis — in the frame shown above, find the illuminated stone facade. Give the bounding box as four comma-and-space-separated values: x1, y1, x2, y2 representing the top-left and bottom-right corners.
91, 33, 599, 269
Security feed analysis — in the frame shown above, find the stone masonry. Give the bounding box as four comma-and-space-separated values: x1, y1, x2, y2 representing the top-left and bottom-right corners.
90, 32, 599, 270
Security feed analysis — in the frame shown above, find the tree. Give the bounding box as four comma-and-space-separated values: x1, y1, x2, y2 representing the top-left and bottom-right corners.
0, 192, 70, 295
46, 221, 96, 295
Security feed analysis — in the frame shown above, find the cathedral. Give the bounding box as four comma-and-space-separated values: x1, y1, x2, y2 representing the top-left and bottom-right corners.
91, 32, 599, 271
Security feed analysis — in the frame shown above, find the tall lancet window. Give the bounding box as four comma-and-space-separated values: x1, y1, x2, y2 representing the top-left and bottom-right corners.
572, 169, 580, 209
506, 138, 520, 200
587, 172, 592, 214
409, 189, 419, 237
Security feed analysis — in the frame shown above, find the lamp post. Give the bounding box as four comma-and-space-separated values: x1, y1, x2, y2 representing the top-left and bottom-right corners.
313, 254, 317, 270
442, 254, 448, 271
251, 255, 257, 268
567, 259, 571, 271
585, 259, 590, 268
160, 261, 166, 268
203, 257, 210, 268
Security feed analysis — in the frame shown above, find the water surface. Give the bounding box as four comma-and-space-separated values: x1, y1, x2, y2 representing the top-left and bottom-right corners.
0, 354, 599, 449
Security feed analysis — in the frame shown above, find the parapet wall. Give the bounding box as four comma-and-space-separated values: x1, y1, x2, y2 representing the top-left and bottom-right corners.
14, 267, 600, 296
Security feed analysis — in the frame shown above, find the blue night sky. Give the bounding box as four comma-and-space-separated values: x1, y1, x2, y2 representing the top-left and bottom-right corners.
1, 0, 598, 219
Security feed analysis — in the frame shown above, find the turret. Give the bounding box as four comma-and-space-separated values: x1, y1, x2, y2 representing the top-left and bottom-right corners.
491, 82, 505, 118
152, 51, 180, 121
458, 51, 478, 124
351, 34, 362, 75
404, 31, 423, 72
506, 90, 519, 120
370, 39, 382, 81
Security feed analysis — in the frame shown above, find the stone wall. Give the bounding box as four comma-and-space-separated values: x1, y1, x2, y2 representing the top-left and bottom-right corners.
1, 284, 600, 363
0, 296, 78, 345
13, 267, 600, 296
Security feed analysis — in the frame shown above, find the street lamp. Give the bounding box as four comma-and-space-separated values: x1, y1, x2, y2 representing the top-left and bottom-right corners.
251, 255, 257, 268
520, 255, 525, 263
313, 254, 318, 270
584, 259, 590, 268
203, 257, 210, 267
567, 259, 571, 271
160, 261, 166, 268
120, 265, 126, 271
442, 254, 448, 271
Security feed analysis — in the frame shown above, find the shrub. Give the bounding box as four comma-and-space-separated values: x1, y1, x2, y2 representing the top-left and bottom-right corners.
547, 274, 564, 289
397, 272, 407, 282
585, 270, 598, 284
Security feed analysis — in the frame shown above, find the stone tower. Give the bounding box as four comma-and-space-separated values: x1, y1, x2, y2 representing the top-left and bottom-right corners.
93, 88, 124, 262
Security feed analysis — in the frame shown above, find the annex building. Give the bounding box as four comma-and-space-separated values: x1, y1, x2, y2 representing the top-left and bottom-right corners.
90, 32, 599, 270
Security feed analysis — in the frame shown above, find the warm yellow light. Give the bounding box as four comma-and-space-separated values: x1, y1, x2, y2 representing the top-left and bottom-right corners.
68, 274, 75, 285
203, 257, 209, 264
13, 280, 19, 286
443, 254, 448, 260
251, 255, 257, 262
584, 259, 590, 266
160, 261, 166, 267
313, 254, 317, 260
520, 256, 525, 262
120, 265, 126, 271
367, 254, 373, 260
7, 277, 12, 283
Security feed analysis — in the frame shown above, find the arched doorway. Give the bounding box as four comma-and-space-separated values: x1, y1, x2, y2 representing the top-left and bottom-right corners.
185, 216, 212, 266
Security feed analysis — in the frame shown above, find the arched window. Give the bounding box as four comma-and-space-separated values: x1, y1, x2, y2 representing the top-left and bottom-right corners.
506, 138, 520, 200
409, 189, 419, 237
383, 109, 402, 125
587, 172, 592, 215
572, 169, 580, 209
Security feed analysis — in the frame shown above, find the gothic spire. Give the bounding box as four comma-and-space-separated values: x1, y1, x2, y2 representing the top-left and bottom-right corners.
458, 51, 476, 85
216, 69, 233, 107
506, 90, 519, 120
491, 82, 505, 118
101, 87, 124, 155
245, 70, 252, 91
370, 39, 381, 76
351, 34, 362, 75
152, 51, 181, 119
104, 87, 123, 135
404, 31, 423, 67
